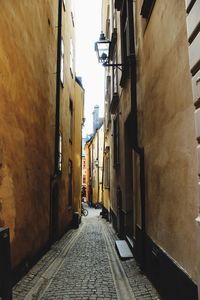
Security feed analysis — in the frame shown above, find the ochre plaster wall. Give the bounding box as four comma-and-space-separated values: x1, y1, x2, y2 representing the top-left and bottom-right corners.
74, 81, 84, 214
103, 133, 111, 211
92, 134, 98, 204
136, 0, 198, 280
0, 0, 80, 270
0, 1, 57, 267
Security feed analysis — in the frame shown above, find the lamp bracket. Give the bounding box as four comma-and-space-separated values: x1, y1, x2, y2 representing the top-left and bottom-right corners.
102, 62, 123, 71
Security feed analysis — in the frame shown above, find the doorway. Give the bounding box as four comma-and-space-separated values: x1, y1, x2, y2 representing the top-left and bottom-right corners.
50, 179, 59, 243
124, 119, 134, 239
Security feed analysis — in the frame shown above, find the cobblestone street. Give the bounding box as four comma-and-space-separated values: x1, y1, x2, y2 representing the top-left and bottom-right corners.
13, 208, 160, 300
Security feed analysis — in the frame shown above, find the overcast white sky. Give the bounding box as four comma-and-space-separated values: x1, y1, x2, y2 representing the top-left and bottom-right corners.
74, 0, 104, 136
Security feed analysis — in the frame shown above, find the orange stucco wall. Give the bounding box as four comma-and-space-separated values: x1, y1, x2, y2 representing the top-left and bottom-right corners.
0, 0, 80, 270
0, 1, 57, 267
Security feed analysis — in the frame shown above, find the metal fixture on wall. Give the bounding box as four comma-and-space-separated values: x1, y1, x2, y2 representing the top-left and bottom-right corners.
95, 32, 123, 70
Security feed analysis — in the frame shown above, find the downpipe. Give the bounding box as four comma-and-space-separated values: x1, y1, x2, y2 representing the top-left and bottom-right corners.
49, 0, 62, 244
128, 0, 146, 272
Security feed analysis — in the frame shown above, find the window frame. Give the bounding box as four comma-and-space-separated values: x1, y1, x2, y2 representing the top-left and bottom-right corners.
68, 159, 73, 207
69, 99, 73, 143
70, 38, 74, 77
119, 0, 134, 87
58, 132, 62, 172
104, 147, 110, 189
60, 38, 64, 86
141, 0, 156, 19
113, 115, 120, 169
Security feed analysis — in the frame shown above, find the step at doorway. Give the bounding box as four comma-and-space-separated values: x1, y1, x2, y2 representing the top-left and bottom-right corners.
115, 240, 133, 260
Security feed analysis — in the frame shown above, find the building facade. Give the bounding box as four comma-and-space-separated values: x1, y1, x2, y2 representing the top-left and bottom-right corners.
100, 0, 199, 299
84, 124, 104, 207
0, 0, 84, 284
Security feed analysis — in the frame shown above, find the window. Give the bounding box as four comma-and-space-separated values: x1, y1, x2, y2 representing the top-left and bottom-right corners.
71, 12, 74, 27
83, 159, 86, 169
60, 38, 64, 86
69, 99, 73, 143
141, 0, 155, 19
120, 0, 133, 86
113, 115, 120, 168
106, 4, 110, 38
112, 53, 118, 95
105, 75, 111, 129
104, 147, 110, 188
68, 160, 73, 207
70, 38, 74, 76
83, 175, 86, 185
58, 132, 62, 172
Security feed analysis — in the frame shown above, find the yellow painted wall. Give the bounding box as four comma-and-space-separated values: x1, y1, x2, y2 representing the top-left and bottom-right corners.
103, 134, 111, 212
0, 1, 57, 267
91, 126, 104, 205
84, 142, 90, 202
92, 133, 98, 204
58, 0, 76, 235
0, 0, 81, 270
98, 125, 104, 204
73, 80, 84, 214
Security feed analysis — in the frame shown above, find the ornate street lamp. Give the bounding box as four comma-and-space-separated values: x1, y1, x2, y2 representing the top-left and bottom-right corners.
95, 32, 123, 69
95, 32, 110, 64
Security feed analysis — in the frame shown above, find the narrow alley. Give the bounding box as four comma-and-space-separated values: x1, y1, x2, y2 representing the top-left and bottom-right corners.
1, 0, 200, 299
13, 208, 159, 300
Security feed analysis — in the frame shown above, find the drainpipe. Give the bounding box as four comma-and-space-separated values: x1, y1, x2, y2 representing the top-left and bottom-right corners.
101, 129, 106, 215
97, 129, 100, 205
49, 0, 62, 243
54, 0, 62, 176
128, 0, 146, 271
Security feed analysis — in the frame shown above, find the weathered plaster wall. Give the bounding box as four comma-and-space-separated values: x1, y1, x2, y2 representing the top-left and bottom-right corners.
103, 133, 111, 211
57, 0, 76, 235
0, 1, 57, 267
74, 81, 84, 213
98, 125, 104, 203
136, 0, 198, 280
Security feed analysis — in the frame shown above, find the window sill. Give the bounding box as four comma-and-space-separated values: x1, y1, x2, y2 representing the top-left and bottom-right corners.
195, 215, 200, 224
104, 186, 110, 190
110, 93, 119, 114
120, 66, 129, 87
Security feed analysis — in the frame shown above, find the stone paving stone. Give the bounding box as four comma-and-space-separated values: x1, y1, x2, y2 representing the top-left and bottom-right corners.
105, 220, 160, 300
40, 216, 118, 300
13, 208, 161, 300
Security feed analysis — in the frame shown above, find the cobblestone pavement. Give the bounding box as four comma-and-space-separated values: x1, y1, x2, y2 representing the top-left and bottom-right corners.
13, 207, 161, 300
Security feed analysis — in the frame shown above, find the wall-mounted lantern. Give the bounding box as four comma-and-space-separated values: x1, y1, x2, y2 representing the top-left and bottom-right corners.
95, 32, 110, 64
95, 32, 123, 69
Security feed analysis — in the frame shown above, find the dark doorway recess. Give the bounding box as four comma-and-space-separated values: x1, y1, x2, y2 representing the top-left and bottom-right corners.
50, 178, 60, 243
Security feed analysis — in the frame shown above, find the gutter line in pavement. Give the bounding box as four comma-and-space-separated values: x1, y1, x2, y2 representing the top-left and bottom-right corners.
102, 221, 136, 300
24, 223, 85, 300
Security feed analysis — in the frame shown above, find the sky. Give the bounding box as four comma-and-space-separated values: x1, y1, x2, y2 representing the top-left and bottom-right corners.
74, 0, 104, 136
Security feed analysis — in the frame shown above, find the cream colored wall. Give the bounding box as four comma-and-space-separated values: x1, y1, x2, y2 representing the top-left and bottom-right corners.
136, 0, 198, 280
